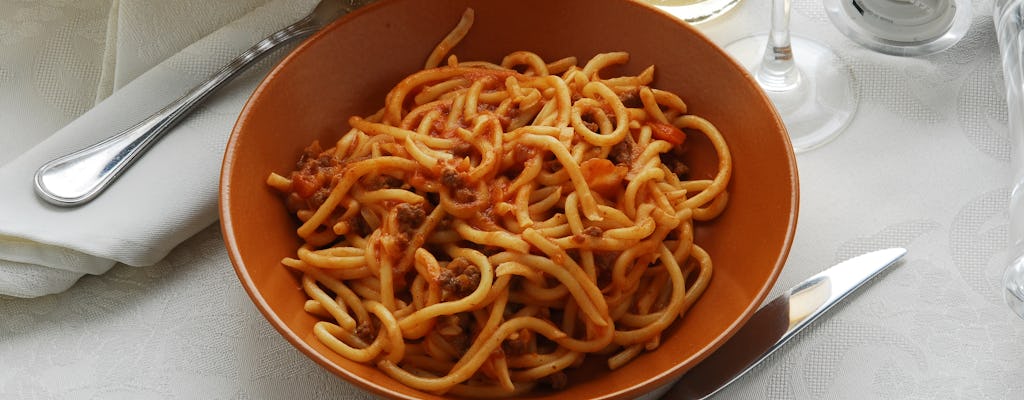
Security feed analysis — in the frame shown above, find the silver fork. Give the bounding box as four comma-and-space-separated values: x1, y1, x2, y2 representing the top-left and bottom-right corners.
34, 0, 373, 207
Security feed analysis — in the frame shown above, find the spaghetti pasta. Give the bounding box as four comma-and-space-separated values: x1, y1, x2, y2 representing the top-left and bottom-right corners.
267, 8, 731, 397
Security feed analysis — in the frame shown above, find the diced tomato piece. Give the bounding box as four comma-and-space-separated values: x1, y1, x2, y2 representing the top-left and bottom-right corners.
291, 172, 319, 198
580, 158, 627, 198
648, 121, 686, 145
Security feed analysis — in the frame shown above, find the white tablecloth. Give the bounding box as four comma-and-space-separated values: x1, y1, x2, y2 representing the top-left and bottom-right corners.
2, 0, 1022, 398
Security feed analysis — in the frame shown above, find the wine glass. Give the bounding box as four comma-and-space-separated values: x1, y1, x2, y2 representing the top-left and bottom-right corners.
995, 0, 1024, 319
824, 0, 972, 57
723, 0, 857, 152
645, 0, 744, 24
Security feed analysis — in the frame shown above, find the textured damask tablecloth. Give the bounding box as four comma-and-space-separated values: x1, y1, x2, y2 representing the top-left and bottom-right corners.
2, 0, 1022, 398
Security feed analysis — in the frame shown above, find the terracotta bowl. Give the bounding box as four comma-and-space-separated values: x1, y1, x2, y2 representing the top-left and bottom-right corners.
220, 0, 798, 398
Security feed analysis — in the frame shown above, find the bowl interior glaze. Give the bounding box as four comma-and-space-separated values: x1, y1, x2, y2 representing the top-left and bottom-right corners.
220, 1, 798, 398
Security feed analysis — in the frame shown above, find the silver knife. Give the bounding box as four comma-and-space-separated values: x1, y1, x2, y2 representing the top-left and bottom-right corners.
661, 247, 908, 399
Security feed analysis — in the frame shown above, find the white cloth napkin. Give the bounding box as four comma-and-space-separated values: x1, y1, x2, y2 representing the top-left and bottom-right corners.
0, 0, 319, 297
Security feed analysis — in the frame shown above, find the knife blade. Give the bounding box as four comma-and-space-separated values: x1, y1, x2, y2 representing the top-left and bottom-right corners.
661, 247, 908, 399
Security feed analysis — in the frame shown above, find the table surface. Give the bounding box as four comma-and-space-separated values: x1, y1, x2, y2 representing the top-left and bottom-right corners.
3, 0, 1023, 399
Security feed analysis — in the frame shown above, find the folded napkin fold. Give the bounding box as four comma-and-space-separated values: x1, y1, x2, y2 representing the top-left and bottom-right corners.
0, 0, 319, 297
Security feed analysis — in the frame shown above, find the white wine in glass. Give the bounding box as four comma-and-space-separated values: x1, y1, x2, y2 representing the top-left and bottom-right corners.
724, 0, 857, 152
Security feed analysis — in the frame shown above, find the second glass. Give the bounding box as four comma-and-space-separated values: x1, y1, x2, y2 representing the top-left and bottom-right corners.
995, 0, 1024, 319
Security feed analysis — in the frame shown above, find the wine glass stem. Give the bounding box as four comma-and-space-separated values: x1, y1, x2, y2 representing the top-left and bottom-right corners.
757, 0, 801, 91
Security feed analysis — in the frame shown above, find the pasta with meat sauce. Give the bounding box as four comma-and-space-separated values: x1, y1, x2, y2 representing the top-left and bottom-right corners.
266, 8, 731, 397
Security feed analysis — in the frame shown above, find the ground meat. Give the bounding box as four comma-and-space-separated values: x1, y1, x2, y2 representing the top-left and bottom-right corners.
543, 371, 568, 390
609, 139, 634, 166
440, 168, 479, 204
296, 140, 323, 168
594, 252, 619, 288
354, 319, 376, 344
543, 158, 563, 173
285, 193, 305, 213
436, 314, 472, 353
393, 232, 410, 250
660, 150, 689, 179
395, 203, 426, 235
582, 225, 603, 237
290, 140, 346, 199
579, 110, 600, 132
512, 143, 536, 165
498, 103, 521, 128
438, 257, 481, 297
502, 329, 533, 356
441, 167, 463, 189
436, 214, 453, 230
454, 187, 477, 203
317, 154, 333, 167
479, 245, 504, 257
365, 174, 404, 190
618, 88, 642, 108
347, 215, 371, 237
310, 187, 331, 207
594, 252, 619, 271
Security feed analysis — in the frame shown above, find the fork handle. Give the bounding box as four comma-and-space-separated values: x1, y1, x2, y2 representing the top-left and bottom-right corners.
33, 16, 320, 207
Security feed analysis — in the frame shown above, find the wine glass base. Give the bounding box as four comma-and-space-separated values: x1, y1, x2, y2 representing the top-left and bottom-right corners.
1005, 255, 1024, 319
823, 0, 971, 57
725, 35, 858, 153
